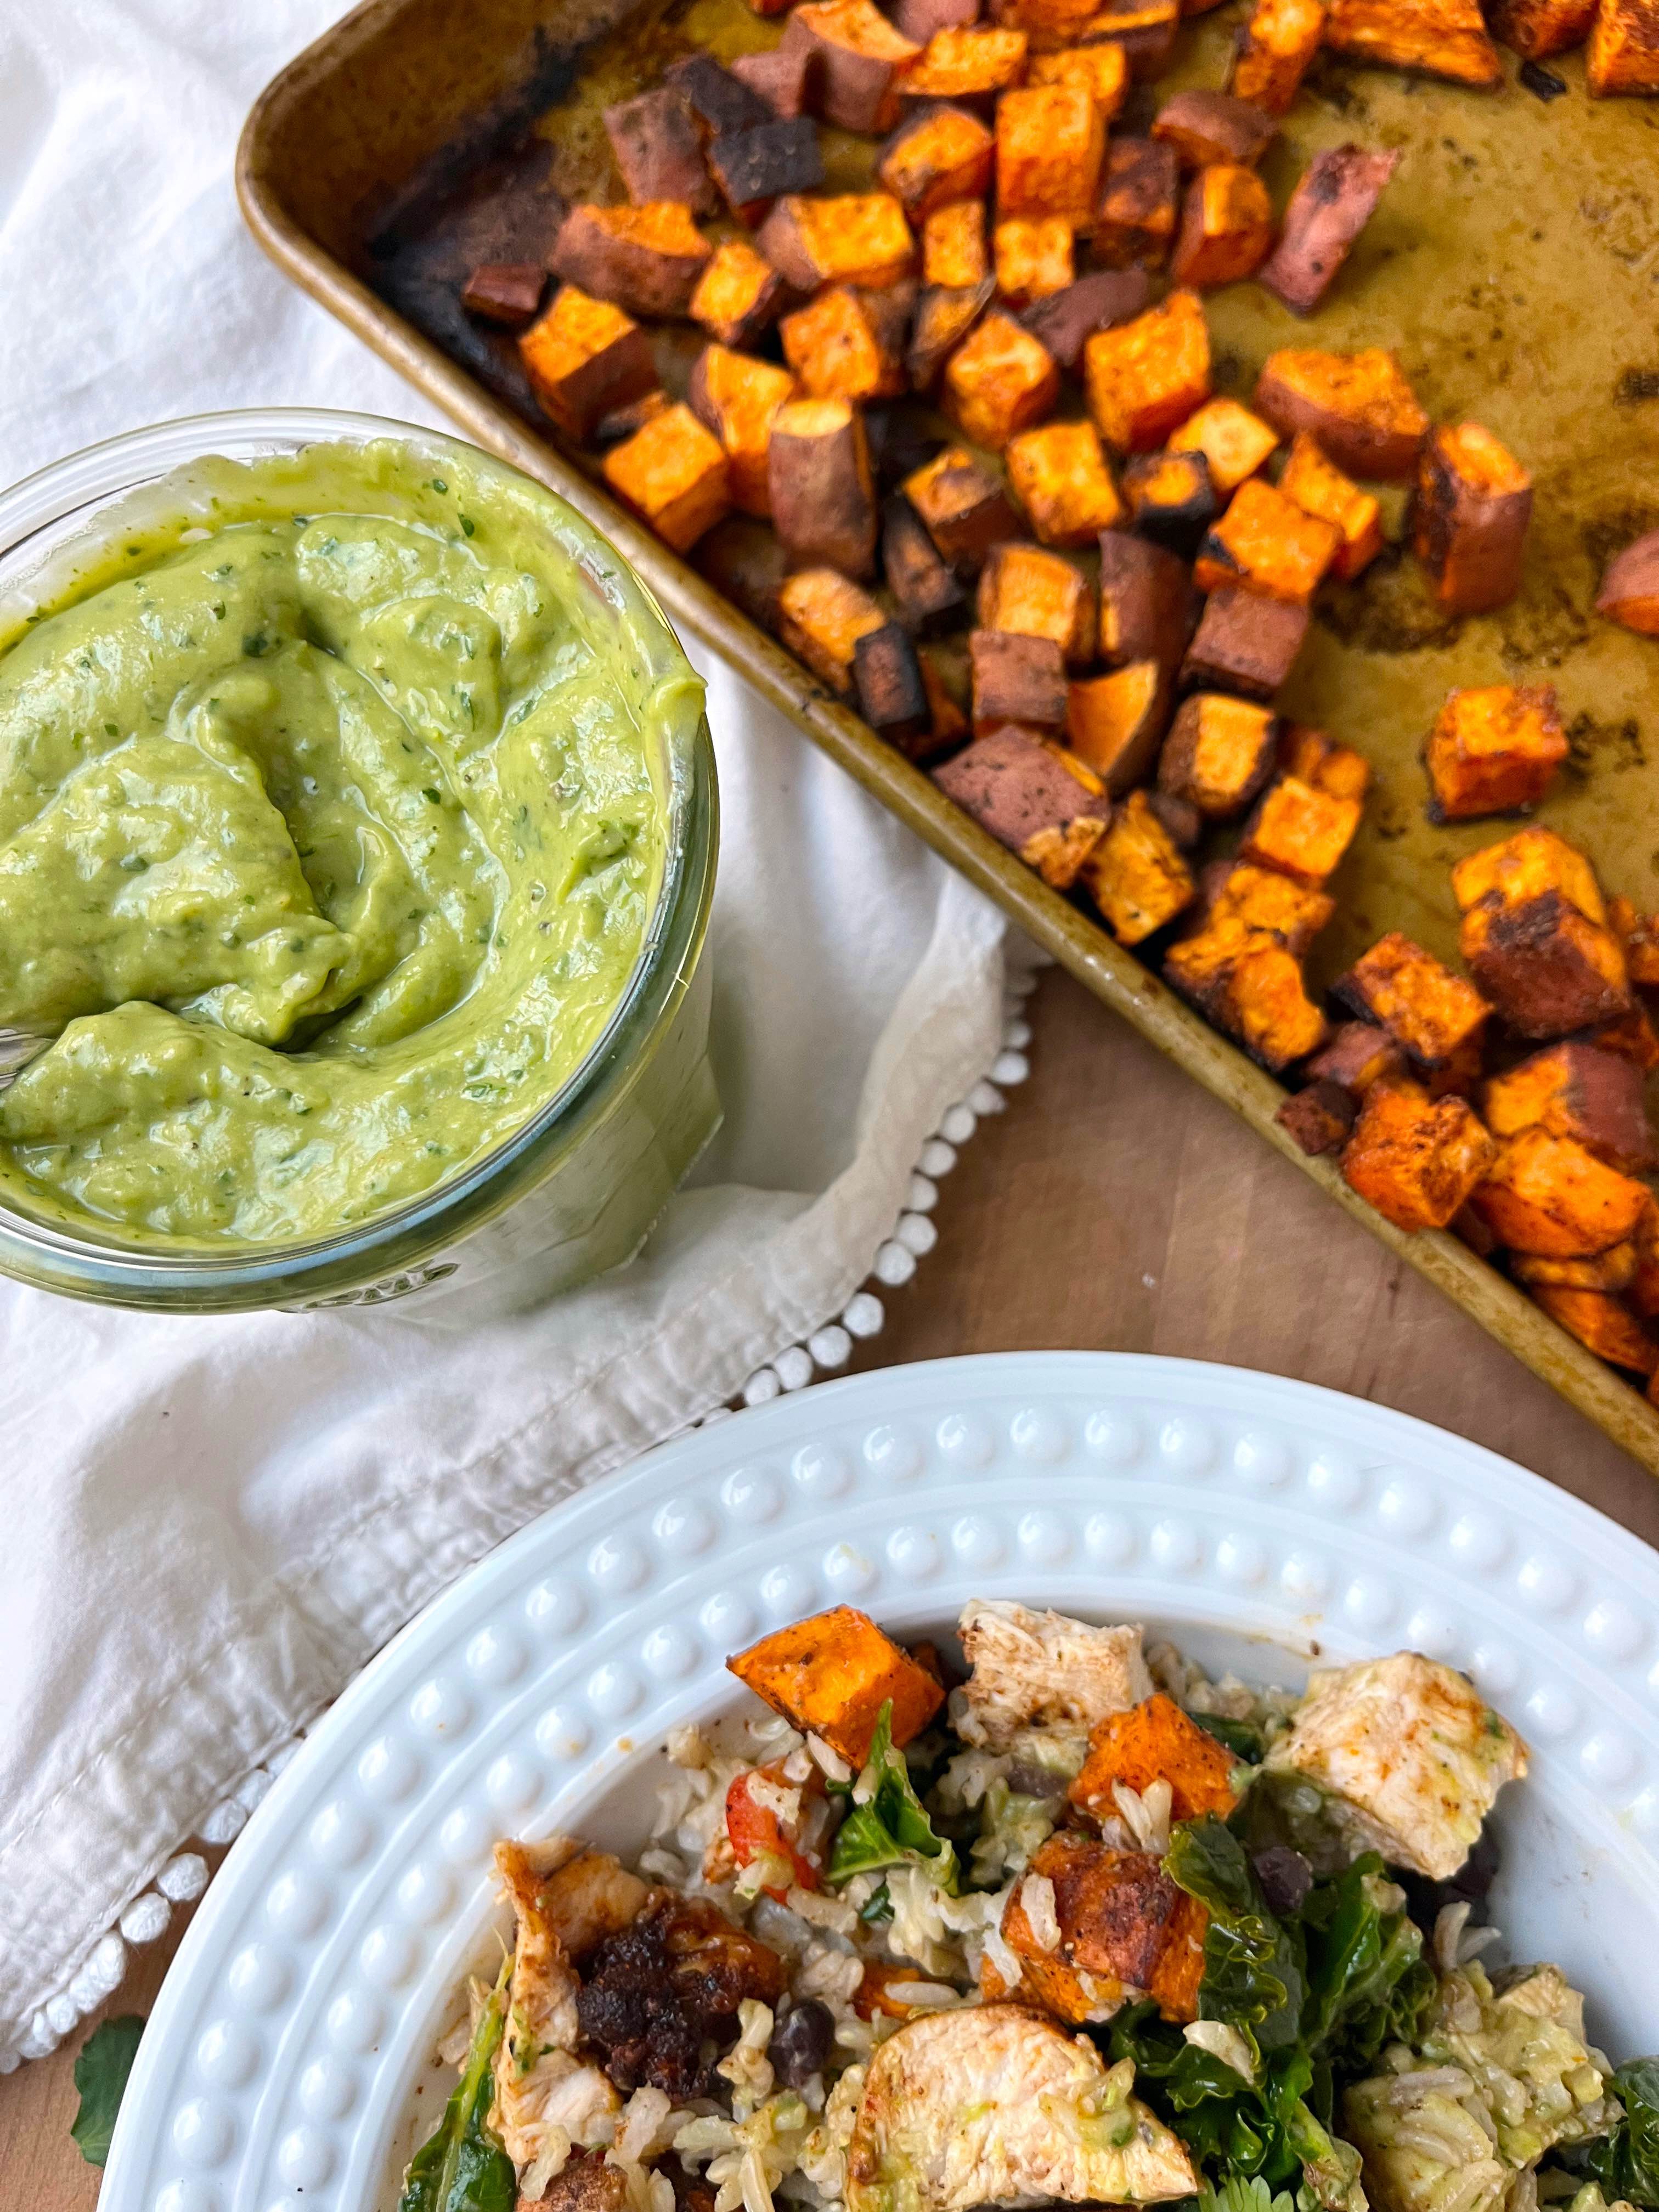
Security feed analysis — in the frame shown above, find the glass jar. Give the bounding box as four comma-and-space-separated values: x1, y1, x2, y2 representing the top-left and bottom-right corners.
0, 408, 719, 1317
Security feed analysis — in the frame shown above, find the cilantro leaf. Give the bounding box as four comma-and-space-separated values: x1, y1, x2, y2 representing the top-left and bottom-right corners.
71, 2015, 144, 2168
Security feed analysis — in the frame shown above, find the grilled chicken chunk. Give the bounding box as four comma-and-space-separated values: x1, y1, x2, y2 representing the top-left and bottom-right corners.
957, 1600, 1154, 1752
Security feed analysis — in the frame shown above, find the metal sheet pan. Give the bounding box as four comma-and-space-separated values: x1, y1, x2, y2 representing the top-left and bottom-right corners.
237, 0, 1659, 1470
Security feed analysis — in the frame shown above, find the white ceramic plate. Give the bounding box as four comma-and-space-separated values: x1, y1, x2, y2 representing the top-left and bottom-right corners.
103, 1352, 1659, 2212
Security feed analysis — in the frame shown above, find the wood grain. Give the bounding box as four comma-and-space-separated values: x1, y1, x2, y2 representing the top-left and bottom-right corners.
7, 967, 1655, 2206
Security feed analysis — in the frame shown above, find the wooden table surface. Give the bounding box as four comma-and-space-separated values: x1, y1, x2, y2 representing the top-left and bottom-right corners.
8, 966, 1656, 2207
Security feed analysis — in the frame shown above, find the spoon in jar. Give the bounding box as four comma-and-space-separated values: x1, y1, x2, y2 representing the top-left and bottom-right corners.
0, 1028, 53, 1093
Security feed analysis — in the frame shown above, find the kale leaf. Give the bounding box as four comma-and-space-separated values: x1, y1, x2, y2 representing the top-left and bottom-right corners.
398, 1963, 517, 2212
1572, 2057, 1659, 2207
828, 1703, 958, 1893
71, 2015, 144, 2168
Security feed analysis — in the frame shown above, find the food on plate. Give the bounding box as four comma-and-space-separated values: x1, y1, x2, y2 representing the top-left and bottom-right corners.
1595, 529, 1659, 634
933, 728, 1109, 885
1150, 87, 1279, 168
1412, 422, 1534, 615
1259, 144, 1399, 313
1423, 684, 1566, 821
1229, 0, 1327, 112
1094, 138, 1181, 268
410, 1598, 1659, 2212
1170, 163, 1277, 290
1322, 0, 1504, 84
1254, 346, 1429, 478
551, 201, 715, 317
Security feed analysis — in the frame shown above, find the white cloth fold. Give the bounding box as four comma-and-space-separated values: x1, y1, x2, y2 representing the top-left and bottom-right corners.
0, 0, 1016, 2057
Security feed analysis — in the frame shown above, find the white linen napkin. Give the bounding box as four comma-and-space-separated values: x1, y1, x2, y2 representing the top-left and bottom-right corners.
0, 0, 1028, 2061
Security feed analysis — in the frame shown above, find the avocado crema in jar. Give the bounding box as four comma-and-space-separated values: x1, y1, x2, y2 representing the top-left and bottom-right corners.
0, 441, 698, 1248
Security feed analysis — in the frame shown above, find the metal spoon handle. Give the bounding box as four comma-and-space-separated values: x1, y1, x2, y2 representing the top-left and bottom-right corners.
0, 1026, 53, 1092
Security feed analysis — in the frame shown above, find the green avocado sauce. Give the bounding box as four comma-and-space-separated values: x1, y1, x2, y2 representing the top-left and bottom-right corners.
0, 440, 691, 1249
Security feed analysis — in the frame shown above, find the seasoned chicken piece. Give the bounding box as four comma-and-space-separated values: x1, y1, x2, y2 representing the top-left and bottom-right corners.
957, 1601, 1154, 1753
845, 2002, 1199, 2212
1264, 1653, 1527, 1880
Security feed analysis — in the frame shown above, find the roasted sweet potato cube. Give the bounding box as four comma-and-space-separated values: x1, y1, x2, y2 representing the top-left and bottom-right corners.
902, 22, 1031, 98
1483, 1041, 1655, 1172
1159, 693, 1278, 817
696, 515, 790, 629
1093, 138, 1180, 269
1451, 825, 1606, 928
1630, 1201, 1659, 1317
758, 193, 915, 292
878, 103, 995, 216
1278, 433, 1383, 580
601, 402, 730, 553
1099, 532, 1192, 674
1241, 774, 1362, 886
1413, 422, 1533, 615
904, 445, 1024, 571
883, 492, 969, 629
1324, 0, 1503, 81
463, 262, 546, 326
552, 201, 713, 318
1170, 399, 1278, 496
893, 0, 982, 38
1085, 290, 1211, 454
1462, 892, 1632, 1040
944, 311, 1060, 449
1588, 0, 1659, 91
1231, 0, 1327, 111
854, 622, 933, 748
1472, 1125, 1650, 1256
1073, 1693, 1241, 1820
905, 279, 992, 388
1611, 895, 1659, 990
988, 0, 1101, 46
1278, 1078, 1361, 1155
666, 52, 775, 133
1255, 348, 1429, 481
995, 217, 1076, 305
519, 285, 658, 439
1166, 917, 1328, 1066
1197, 476, 1339, 603
1020, 270, 1149, 369
604, 87, 719, 215
730, 43, 819, 113
1152, 88, 1278, 169
1341, 1079, 1498, 1232
1280, 723, 1370, 803
978, 543, 1096, 661
1261, 145, 1398, 318
1171, 163, 1276, 290
730, 1604, 944, 1763
1079, 786, 1194, 937
1588, 1003, 1659, 1071
1006, 419, 1124, 546
922, 200, 991, 287
594, 388, 674, 447
933, 725, 1109, 884
707, 119, 826, 226
781, 286, 906, 403
768, 398, 878, 577
988, 1832, 1186, 2021
902, 650, 970, 765
1204, 860, 1334, 953
690, 239, 790, 349
1598, 531, 1659, 636
996, 84, 1105, 225
687, 347, 796, 520
776, 566, 887, 694
1336, 930, 1489, 1071
781, 0, 922, 130
1066, 661, 1167, 789
1424, 683, 1566, 822
1122, 449, 1217, 559
1307, 1020, 1403, 1097
1028, 40, 1130, 115
1515, 1242, 1641, 1292
970, 627, 1069, 727
1083, 0, 1181, 77
1181, 585, 1307, 699
1531, 1287, 1657, 1373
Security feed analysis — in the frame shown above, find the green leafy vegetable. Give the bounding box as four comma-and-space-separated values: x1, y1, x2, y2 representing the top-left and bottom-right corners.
859, 1881, 895, 1924
828, 1703, 958, 1893
71, 2015, 144, 2168
398, 1962, 517, 2212
1194, 1714, 1266, 1765
1570, 2058, 1659, 2207
1166, 1816, 1305, 2055
1299, 1857, 1432, 2070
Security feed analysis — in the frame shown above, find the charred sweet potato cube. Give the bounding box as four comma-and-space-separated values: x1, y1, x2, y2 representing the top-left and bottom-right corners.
1170, 399, 1278, 496
922, 200, 991, 288
988, 0, 1101, 46
1020, 270, 1149, 369
1159, 693, 1278, 817
462, 262, 546, 326
1204, 860, 1334, 953
1084, 0, 1181, 77
1099, 532, 1192, 674
1152, 88, 1279, 169
894, 0, 982, 38
904, 445, 1024, 571
1028, 40, 1130, 115
1451, 825, 1606, 928
1279, 723, 1370, 803
1093, 138, 1180, 269
1308, 1019, 1405, 1095
970, 627, 1070, 726
996, 84, 1106, 225
758, 193, 916, 292
1241, 774, 1362, 884
910, 647, 972, 763
902, 22, 1031, 99
768, 398, 879, 577
905, 278, 992, 390
1079, 786, 1195, 935
1006, 418, 1124, 545
1171, 163, 1276, 289
1483, 1041, 1655, 1172
1588, 1003, 1659, 1071
1181, 585, 1307, 700
695, 516, 791, 629
1462, 893, 1633, 1040
1066, 663, 1169, 790
987, 1834, 1187, 2021
1166, 917, 1329, 1066
602, 403, 730, 552
878, 103, 996, 216
1630, 1201, 1659, 1316
995, 218, 1076, 305
776, 567, 887, 694
978, 542, 1097, 661
1472, 1125, 1650, 1256
1424, 683, 1566, 821
1515, 1242, 1640, 1293
1085, 290, 1211, 454
855, 622, 933, 748
944, 311, 1060, 448
1610, 896, 1659, 990
730, 44, 819, 114
707, 120, 826, 227
730, 1605, 944, 1763
1530, 1287, 1657, 1374
933, 725, 1110, 884
1324, 0, 1503, 82
1413, 423, 1533, 616
690, 239, 790, 349
1231, 0, 1327, 111
781, 0, 923, 130
1341, 1079, 1498, 1232
1278, 433, 1383, 580
552, 201, 713, 318
595, 388, 674, 447
520, 285, 658, 439
1598, 532, 1659, 635
666, 52, 775, 133
1587, 0, 1659, 90
1255, 348, 1429, 481
1197, 477, 1339, 602
781, 285, 906, 403
1260, 145, 1399, 315
687, 346, 797, 518
1124, 449, 1217, 556
604, 87, 719, 215
1336, 931, 1490, 1073
883, 492, 969, 629
1279, 1079, 1359, 1156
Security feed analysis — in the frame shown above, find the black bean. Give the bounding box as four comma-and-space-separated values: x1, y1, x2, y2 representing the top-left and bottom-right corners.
1252, 1844, 1313, 1918
768, 1997, 834, 2086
